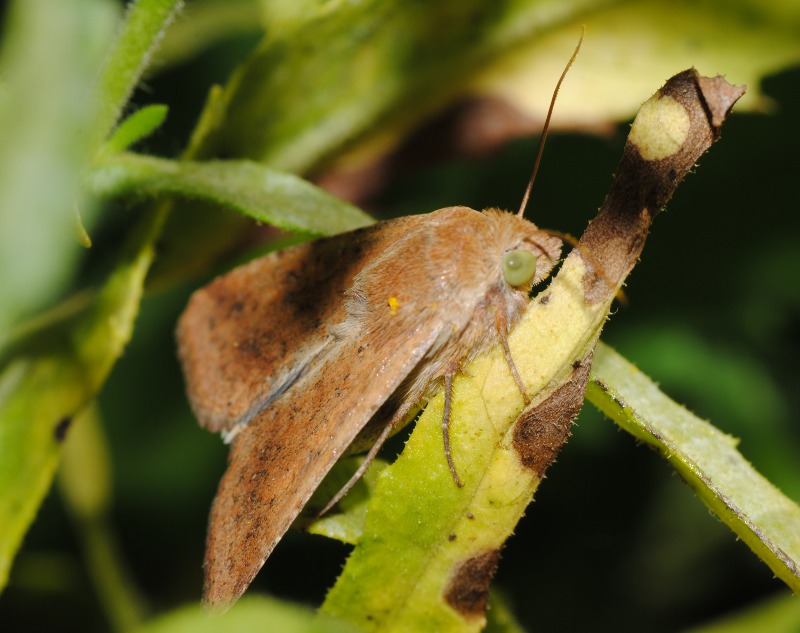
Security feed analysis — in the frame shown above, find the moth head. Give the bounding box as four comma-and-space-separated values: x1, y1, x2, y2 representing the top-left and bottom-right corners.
502, 249, 537, 288
482, 209, 562, 292
500, 232, 560, 293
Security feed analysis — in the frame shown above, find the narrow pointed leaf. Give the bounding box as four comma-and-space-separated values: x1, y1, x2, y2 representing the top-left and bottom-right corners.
587, 342, 800, 594
101, 105, 169, 156
90, 153, 373, 236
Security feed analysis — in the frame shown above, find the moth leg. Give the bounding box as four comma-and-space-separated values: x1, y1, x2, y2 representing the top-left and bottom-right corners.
318, 399, 416, 516
442, 372, 465, 488
494, 300, 531, 405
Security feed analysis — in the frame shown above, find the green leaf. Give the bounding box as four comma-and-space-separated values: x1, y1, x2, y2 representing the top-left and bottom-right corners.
152, 1, 610, 286
101, 105, 170, 156
133, 595, 358, 633
198, 0, 798, 170
194, 0, 605, 170
155, 0, 800, 289
90, 153, 373, 236
586, 342, 800, 594
472, 0, 800, 126
0, 0, 118, 331
0, 203, 168, 593
306, 458, 389, 546
93, 0, 184, 146
617, 324, 800, 501
683, 592, 800, 633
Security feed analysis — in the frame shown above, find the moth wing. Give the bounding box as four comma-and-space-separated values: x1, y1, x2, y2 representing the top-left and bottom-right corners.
177, 215, 425, 433
201, 208, 477, 607
204, 326, 440, 606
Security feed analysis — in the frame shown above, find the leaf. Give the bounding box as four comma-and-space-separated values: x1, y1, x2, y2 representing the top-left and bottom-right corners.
151, 0, 612, 286
93, 0, 184, 145
683, 592, 800, 633
306, 458, 389, 546
101, 105, 170, 156
616, 324, 800, 501
0, 0, 118, 331
471, 0, 800, 127
0, 204, 168, 593
132, 595, 358, 633
587, 342, 800, 594
89, 153, 373, 236
192, 0, 608, 171
320, 250, 602, 633
320, 70, 745, 631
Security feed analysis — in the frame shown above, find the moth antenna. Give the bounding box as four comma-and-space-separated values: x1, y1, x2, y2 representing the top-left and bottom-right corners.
517, 26, 585, 218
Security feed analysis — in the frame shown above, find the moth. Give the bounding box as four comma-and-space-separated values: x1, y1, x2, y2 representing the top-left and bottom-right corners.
177, 37, 583, 607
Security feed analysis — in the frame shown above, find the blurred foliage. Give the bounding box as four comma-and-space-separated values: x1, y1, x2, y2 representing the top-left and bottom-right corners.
0, 0, 799, 631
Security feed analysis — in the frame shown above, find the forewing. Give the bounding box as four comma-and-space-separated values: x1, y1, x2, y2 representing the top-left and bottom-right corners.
177, 215, 423, 432
204, 324, 440, 607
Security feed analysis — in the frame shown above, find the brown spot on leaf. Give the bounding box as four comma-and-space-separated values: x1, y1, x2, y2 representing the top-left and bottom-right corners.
444, 550, 501, 618
54, 417, 72, 443
513, 356, 592, 477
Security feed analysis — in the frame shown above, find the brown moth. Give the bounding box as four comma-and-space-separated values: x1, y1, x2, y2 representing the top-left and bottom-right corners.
177, 37, 582, 608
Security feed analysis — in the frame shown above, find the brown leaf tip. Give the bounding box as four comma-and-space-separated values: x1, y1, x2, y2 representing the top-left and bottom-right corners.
444, 550, 501, 618
695, 73, 747, 129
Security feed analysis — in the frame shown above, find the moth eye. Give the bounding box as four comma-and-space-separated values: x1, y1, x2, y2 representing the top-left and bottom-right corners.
502, 249, 537, 287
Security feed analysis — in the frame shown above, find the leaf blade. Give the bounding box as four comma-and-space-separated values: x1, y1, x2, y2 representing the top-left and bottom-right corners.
90, 153, 374, 236
587, 342, 800, 594
0, 202, 168, 592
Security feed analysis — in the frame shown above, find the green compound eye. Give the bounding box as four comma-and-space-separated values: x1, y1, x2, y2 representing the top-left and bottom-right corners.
502, 249, 538, 287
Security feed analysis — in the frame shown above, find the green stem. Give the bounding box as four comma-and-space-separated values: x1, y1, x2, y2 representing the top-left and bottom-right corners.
94, 0, 184, 146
